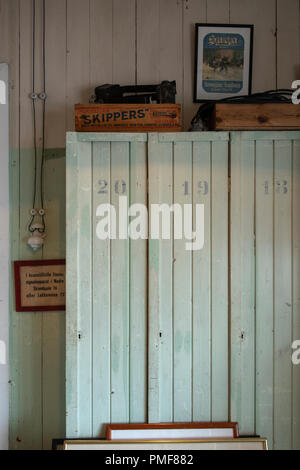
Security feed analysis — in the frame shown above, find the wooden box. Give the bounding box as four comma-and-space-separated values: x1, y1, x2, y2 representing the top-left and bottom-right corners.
75, 103, 181, 132
211, 103, 300, 130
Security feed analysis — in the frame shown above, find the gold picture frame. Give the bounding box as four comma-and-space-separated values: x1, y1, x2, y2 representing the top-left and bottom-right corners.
63, 438, 268, 451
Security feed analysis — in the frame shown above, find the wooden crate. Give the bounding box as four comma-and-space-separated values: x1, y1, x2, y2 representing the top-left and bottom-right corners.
75, 103, 181, 132
211, 103, 300, 130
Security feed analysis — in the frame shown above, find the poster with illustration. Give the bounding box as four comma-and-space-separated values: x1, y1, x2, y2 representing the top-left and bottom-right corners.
194, 24, 253, 102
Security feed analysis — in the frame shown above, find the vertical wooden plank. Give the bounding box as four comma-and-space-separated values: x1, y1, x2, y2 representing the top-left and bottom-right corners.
148, 134, 173, 422
7, 0, 21, 451
173, 142, 192, 421
110, 142, 130, 422
230, 0, 276, 92
255, 140, 274, 448
45, 0, 67, 148
206, 0, 230, 22
274, 140, 292, 450
137, 0, 183, 102
230, 134, 255, 433
20, 0, 44, 149
90, 0, 113, 88
293, 139, 300, 450
66, 133, 79, 438
211, 140, 228, 421
277, 0, 300, 88
0, 0, 10, 62
66, 0, 90, 131
112, 0, 135, 84
42, 152, 66, 449
137, 0, 160, 84
7, 0, 20, 153
41, 0, 67, 448
192, 141, 211, 421
77, 141, 93, 437
92, 142, 111, 437
158, 0, 183, 106
129, 141, 147, 423
12, 0, 43, 449
182, 0, 206, 130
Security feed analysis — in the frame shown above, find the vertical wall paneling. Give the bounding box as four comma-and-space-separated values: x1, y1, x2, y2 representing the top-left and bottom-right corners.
2, 0, 20, 451
273, 140, 292, 449
159, 0, 183, 106
230, 131, 300, 450
66, 133, 148, 436
211, 140, 229, 421
90, 0, 113, 88
12, 0, 43, 450
148, 133, 173, 422
206, 0, 229, 23
137, 0, 183, 104
41, 0, 67, 449
66, 133, 80, 438
66, 0, 90, 131
42, 151, 66, 449
277, 0, 300, 89
112, 0, 136, 84
230, 133, 255, 434
192, 141, 211, 421
255, 139, 274, 448
45, 0, 67, 149
173, 141, 193, 421
110, 141, 130, 423
182, 0, 206, 129
5, 0, 300, 450
0, 0, 10, 61
92, 141, 111, 437
293, 140, 300, 450
129, 140, 148, 423
230, 0, 277, 92
148, 132, 229, 423
77, 141, 93, 437
137, 0, 160, 84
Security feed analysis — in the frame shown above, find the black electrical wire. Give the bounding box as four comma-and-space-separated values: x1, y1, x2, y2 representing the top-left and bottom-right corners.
29, 0, 37, 233
28, 0, 46, 234
40, 0, 46, 232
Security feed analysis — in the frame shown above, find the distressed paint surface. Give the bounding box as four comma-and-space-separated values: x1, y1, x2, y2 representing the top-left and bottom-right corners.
230, 131, 300, 450
3, 0, 300, 449
66, 132, 300, 450
10, 148, 66, 449
66, 133, 148, 437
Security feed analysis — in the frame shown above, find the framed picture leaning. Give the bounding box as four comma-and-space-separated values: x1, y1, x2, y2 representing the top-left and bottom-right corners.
194, 23, 253, 102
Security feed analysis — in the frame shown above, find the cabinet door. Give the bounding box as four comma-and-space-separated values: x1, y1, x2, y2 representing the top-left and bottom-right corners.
66, 133, 148, 437
148, 132, 229, 423
230, 131, 300, 450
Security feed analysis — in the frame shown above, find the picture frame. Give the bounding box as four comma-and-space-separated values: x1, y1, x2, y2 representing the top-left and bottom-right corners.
63, 438, 268, 451
106, 422, 239, 440
14, 259, 66, 312
194, 23, 254, 102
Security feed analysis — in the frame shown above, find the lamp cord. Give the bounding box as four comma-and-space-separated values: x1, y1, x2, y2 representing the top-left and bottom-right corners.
28, 0, 46, 234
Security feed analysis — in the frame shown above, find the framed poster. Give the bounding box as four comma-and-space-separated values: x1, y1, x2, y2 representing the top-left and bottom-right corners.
194, 23, 253, 102
106, 422, 239, 440
63, 438, 268, 451
14, 260, 66, 312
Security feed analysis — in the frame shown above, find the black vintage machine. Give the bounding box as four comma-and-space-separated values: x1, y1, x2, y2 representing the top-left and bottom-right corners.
93, 80, 176, 104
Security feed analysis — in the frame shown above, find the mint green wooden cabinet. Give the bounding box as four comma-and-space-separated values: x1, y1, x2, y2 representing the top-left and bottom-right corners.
66, 131, 300, 450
